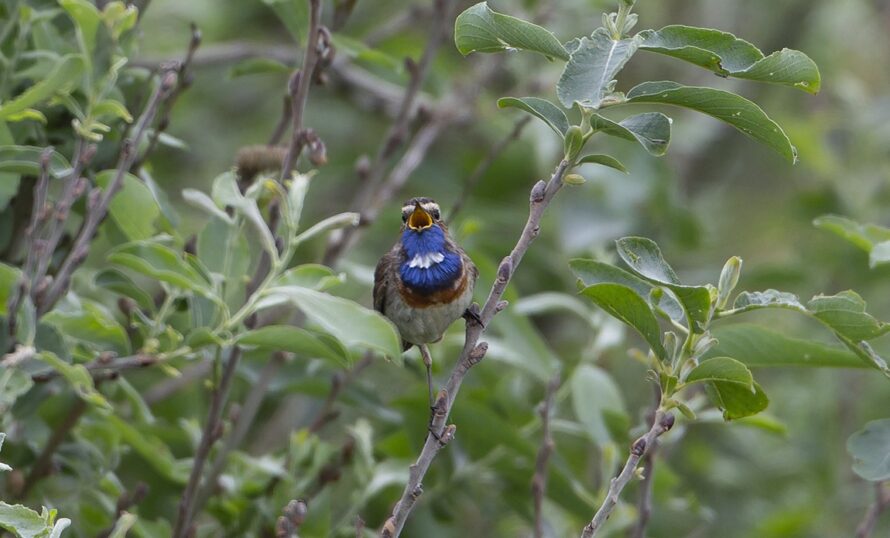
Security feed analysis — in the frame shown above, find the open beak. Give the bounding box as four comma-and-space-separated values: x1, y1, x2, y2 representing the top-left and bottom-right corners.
407, 203, 433, 231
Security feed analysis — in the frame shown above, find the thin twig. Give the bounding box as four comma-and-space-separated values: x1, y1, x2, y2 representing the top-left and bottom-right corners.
31, 353, 160, 383
132, 23, 202, 171
97, 482, 149, 538
18, 398, 88, 498
380, 159, 571, 537
448, 116, 532, 221
631, 385, 663, 538
280, 0, 324, 181
38, 68, 178, 316
172, 346, 242, 538
581, 410, 675, 538
322, 0, 460, 266
532, 372, 560, 538
355, 515, 366, 538
856, 482, 890, 538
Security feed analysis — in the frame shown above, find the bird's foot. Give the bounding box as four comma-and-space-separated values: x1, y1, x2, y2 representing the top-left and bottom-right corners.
463, 305, 484, 328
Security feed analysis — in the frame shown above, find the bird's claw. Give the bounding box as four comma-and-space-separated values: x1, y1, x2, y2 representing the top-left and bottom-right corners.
463, 307, 484, 328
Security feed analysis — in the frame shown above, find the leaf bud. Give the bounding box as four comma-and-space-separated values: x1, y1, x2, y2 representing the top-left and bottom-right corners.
716, 256, 742, 310
563, 125, 585, 161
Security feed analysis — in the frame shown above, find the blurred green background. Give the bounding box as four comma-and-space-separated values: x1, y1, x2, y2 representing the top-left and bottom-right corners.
3, 0, 890, 536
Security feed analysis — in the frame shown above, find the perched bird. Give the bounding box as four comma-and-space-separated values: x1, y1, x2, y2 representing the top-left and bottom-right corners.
374, 197, 478, 404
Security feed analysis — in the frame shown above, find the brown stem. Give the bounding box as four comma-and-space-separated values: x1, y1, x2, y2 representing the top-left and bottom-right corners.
581, 410, 675, 538
38, 68, 177, 316
279, 0, 324, 181
532, 373, 560, 538
856, 482, 890, 538
18, 398, 88, 498
630, 385, 663, 538
132, 23, 202, 171
380, 159, 571, 537
172, 346, 242, 538
31, 353, 159, 383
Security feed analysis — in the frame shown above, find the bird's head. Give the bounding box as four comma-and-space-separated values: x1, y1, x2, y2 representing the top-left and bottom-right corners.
400, 197, 441, 233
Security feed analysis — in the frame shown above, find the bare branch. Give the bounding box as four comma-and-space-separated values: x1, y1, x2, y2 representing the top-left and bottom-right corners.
31, 352, 160, 383
533, 372, 560, 538
380, 158, 571, 537
172, 346, 243, 538
132, 23, 202, 171
38, 68, 178, 316
280, 0, 325, 181
581, 410, 675, 538
631, 385, 663, 538
856, 482, 890, 538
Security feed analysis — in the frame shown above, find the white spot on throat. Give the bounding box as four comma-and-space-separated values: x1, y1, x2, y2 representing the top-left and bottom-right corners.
408, 251, 445, 269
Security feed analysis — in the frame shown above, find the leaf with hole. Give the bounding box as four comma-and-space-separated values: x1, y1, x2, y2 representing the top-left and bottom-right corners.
454, 2, 569, 61
639, 25, 820, 93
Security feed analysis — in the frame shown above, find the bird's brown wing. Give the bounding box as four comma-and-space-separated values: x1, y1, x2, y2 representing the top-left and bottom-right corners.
373, 246, 398, 315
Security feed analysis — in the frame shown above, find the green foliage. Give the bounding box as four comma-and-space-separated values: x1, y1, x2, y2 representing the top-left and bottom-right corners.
847, 419, 890, 481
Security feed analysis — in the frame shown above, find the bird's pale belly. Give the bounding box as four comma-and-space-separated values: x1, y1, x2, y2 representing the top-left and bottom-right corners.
387, 284, 473, 345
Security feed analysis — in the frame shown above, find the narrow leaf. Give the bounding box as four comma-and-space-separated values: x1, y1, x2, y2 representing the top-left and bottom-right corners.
577, 154, 628, 173
0, 55, 84, 120
497, 97, 569, 136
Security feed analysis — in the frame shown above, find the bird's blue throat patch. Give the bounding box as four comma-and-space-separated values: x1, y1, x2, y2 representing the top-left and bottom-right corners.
399, 225, 462, 293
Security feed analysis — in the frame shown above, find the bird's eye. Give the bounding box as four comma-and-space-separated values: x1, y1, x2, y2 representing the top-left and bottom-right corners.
402, 213, 408, 223
432, 209, 440, 220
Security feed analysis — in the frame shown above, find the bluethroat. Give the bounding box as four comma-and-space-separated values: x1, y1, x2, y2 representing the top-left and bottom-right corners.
374, 197, 478, 405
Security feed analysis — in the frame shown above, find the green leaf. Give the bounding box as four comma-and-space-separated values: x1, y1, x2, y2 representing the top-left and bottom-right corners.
330, 34, 402, 72
92, 98, 133, 122
807, 291, 890, 341
0, 503, 66, 538
569, 258, 684, 321
211, 171, 277, 257
261, 0, 309, 42
686, 356, 753, 388
0, 54, 84, 120
259, 286, 402, 362
94, 268, 155, 312
36, 351, 111, 410
497, 97, 569, 137
0, 263, 22, 317
557, 28, 640, 109
625, 81, 797, 163
570, 364, 627, 446
847, 418, 890, 481
870, 241, 890, 269
293, 212, 360, 246
237, 325, 350, 367
705, 379, 768, 420
0, 145, 72, 178
615, 237, 711, 330
732, 289, 805, 312
43, 300, 129, 355
0, 432, 11, 472
228, 57, 291, 78
95, 170, 161, 241
576, 154, 628, 173
589, 112, 671, 156
708, 324, 866, 369
814, 214, 890, 251
639, 25, 820, 93
454, 2, 569, 61
60, 0, 101, 54
182, 188, 234, 225
580, 283, 666, 359
108, 240, 215, 298
104, 415, 189, 484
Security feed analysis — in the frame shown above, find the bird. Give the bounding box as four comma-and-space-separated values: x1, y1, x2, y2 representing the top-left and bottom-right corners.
374, 197, 479, 406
